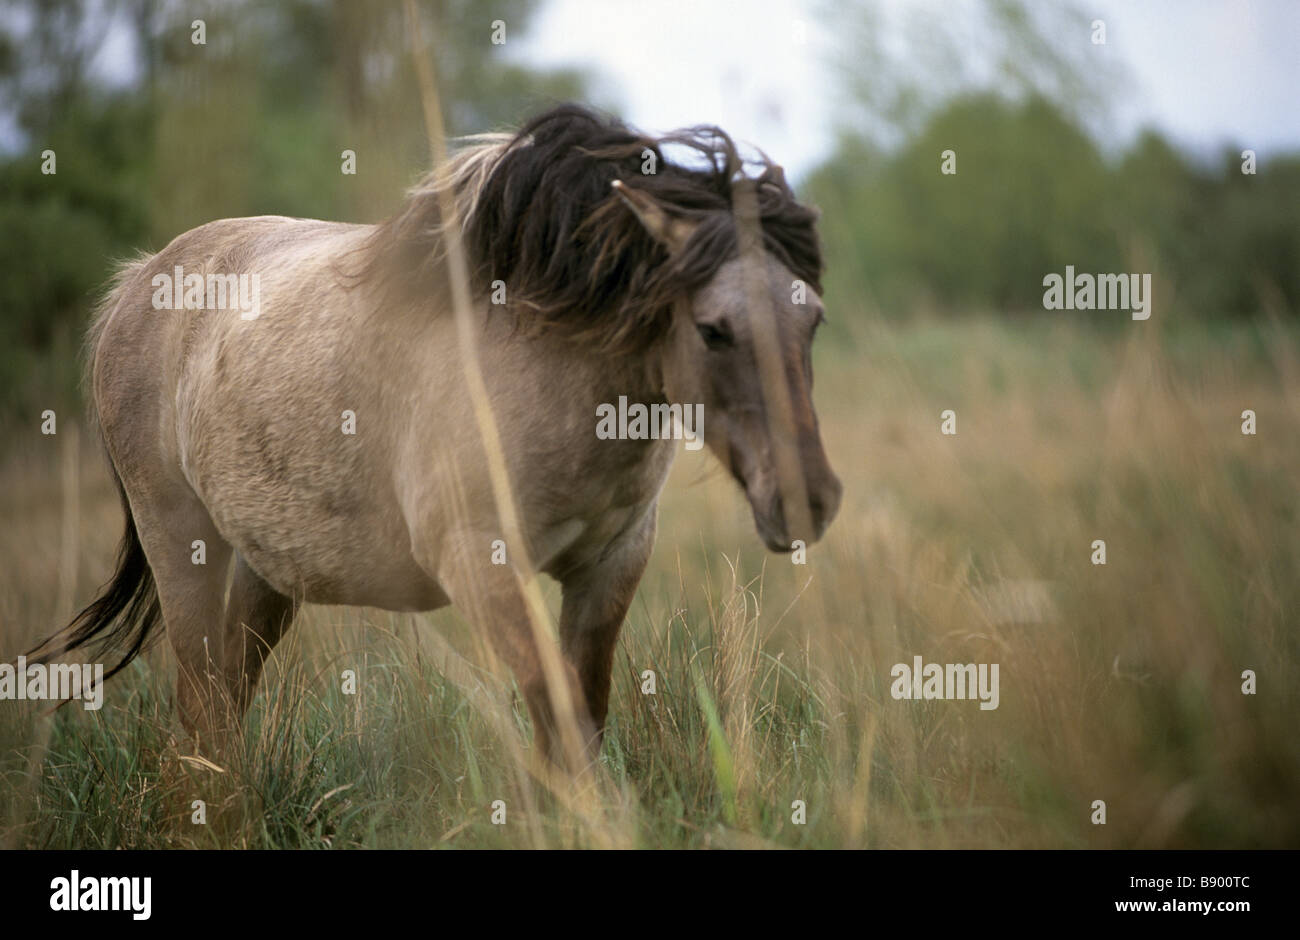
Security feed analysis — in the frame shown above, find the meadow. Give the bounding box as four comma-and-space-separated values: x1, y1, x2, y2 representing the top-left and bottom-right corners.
1, 310, 1297, 849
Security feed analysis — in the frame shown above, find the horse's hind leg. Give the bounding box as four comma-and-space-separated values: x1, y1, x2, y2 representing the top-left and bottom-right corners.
123, 485, 236, 744
133, 490, 295, 746
221, 553, 299, 717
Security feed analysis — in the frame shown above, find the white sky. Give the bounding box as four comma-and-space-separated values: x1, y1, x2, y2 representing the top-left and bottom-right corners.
40, 0, 1300, 178
511, 0, 839, 179
511, 0, 1300, 179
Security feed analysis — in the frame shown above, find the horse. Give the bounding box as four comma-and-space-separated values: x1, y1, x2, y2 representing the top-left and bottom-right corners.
31, 104, 842, 767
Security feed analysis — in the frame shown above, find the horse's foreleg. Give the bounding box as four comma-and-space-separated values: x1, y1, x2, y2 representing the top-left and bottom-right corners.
428, 530, 597, 772
557, 511, 656, 742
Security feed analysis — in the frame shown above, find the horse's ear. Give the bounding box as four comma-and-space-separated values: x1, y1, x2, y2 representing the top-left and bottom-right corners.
611, 180, 693, 254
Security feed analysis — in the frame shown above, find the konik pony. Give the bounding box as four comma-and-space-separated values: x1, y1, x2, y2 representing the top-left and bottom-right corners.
32, 104, 841, 766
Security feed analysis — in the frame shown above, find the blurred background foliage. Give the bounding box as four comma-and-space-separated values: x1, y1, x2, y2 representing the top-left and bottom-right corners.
0, 0, 1297, 421
807, 97, 1300, 320
0, 0, 592, 419
2, 0, 1297, 850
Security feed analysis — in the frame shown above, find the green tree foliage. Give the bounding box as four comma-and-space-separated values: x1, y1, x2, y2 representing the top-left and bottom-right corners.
806, 93, 1300, 320
0, 0, 591, 416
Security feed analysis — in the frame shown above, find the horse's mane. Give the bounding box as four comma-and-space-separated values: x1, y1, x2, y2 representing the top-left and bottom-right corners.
357, 103, 823, 350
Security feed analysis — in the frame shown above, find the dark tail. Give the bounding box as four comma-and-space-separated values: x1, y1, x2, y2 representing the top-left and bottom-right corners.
27, 472, 162, 684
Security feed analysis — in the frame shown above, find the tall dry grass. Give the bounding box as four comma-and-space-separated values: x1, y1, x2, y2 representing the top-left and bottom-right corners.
1, 312, 1297, 848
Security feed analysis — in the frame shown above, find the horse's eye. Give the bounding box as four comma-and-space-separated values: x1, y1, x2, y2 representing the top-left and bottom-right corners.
696, 321, 733, 350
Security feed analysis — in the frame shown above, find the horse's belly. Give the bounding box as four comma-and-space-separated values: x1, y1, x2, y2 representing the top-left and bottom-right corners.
185, 445, 447, 611
229, 516, 450, 611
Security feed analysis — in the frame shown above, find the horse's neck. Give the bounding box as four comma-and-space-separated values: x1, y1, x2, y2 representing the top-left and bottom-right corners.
569, 344, 661, 403
485, 320, 664, 406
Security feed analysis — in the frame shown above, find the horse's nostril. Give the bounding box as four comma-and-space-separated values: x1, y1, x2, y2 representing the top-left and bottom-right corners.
809, 478, 842, 532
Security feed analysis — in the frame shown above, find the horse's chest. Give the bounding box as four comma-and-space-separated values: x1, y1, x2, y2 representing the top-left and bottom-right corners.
530, 437, 675, 563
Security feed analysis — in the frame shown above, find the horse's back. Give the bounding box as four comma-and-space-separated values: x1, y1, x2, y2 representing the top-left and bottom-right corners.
91, 214, 363, 468
90, 214, 448, 609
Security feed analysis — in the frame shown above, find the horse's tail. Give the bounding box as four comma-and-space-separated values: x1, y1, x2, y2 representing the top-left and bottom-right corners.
27, 473, 162, 683
26, 255, 163, 683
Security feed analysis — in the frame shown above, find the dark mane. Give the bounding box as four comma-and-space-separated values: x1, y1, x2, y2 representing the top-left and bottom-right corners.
363, 104, 824, 350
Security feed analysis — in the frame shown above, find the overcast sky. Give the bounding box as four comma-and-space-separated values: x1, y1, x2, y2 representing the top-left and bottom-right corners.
511, 0, 1300, 179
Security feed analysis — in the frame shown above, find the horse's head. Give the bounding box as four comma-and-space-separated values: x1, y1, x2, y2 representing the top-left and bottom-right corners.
613, 180, 842, 552
456, 104, 841, 551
